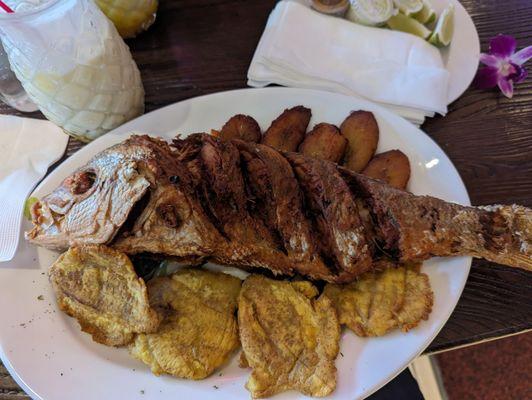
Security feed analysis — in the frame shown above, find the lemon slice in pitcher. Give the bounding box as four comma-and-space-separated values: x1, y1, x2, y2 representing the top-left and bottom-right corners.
386, 13, 432, 39
393, 0, 423, 15
412, 0, 436, 24
428, 4, 455, 47
96, 0, 158, 38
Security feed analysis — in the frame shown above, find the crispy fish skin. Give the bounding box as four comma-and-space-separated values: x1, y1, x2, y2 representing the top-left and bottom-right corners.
174, 134, 296, 274
238, 275, 340, 398
344, 170, 532, 271
324, 261, 433, 336
28, 135, 532, 282
129, 269, 241, 380
261, 106, 311, 152
110, 136, 225, 258
49, 245, 159, 346
234, 140, 333, 280
287, 153, 373, 281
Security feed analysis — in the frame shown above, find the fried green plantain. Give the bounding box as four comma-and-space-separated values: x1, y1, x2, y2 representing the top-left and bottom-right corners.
129, 269, 242, 379
324, 261, 433, 336
238, 275, 340, 398
49, 245, 159, 347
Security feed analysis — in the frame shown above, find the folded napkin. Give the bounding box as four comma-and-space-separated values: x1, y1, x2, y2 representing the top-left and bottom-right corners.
0, 115, 68, 262
248, 1, 450, 125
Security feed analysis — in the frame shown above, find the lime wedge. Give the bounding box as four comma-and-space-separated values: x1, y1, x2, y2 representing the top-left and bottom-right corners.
386, 13, 432, 39
393, 0, 423, 15
346, 0, 394, 26
428, 4, 454, 47
412, 0, 436, 24
23, 197, 38, 221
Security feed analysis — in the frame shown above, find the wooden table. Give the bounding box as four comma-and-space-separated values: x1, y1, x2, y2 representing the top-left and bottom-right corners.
1, 0, 531, 398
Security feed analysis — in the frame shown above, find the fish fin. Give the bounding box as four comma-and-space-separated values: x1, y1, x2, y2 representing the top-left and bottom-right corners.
475, 205, 532, 271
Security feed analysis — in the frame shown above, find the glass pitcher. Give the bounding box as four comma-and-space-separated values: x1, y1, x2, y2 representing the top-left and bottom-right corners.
0, 0, 145, 142
0, 40, 38, 112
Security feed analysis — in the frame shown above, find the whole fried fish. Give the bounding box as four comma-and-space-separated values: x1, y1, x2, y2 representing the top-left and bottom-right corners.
27, 135, 532, 283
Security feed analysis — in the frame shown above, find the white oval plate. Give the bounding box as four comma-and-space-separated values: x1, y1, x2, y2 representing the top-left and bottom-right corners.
0, 88, 471, 400
436, 0, 480, 104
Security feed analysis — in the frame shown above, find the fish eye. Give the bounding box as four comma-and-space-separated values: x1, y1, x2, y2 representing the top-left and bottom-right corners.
157, 204, 181, 228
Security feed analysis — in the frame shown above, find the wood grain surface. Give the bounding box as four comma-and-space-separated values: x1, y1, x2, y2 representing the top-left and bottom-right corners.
1, 0, 531, 398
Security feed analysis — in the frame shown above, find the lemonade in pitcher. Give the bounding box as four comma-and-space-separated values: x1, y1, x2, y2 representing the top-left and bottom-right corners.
0, 0, 144, 141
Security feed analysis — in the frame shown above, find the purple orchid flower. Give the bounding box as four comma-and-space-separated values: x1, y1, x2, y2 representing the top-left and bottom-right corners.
473, 35, 532, 98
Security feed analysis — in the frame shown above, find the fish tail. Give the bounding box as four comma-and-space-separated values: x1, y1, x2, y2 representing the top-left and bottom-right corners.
472, 204, 531, 271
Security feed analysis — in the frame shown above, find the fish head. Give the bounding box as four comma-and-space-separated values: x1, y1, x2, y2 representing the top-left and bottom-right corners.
25, 137, 158, 250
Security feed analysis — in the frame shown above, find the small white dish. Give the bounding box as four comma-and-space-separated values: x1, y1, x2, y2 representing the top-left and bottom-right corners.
435, 0, 480, 104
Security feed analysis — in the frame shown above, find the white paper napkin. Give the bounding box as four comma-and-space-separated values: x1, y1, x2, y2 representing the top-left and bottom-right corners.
0, 115, 68, 262
248, 1, 450, 125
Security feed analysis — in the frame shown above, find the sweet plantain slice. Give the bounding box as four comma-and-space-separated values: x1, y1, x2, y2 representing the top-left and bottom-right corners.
298, 122, 347, 163
340, 111, 379, 172
362, 150, 411, 190
261, 106, 311, 152
219, 114, 262, 143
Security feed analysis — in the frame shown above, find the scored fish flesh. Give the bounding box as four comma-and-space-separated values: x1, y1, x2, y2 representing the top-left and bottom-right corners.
26, 135, 532, 283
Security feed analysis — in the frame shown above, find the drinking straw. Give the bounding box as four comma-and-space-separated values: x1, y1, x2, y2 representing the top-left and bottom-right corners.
0, 1, 14, 13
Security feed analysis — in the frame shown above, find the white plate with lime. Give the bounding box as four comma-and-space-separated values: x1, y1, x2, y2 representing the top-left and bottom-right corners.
431, 0, 480, 104
347, 0, 480, 104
